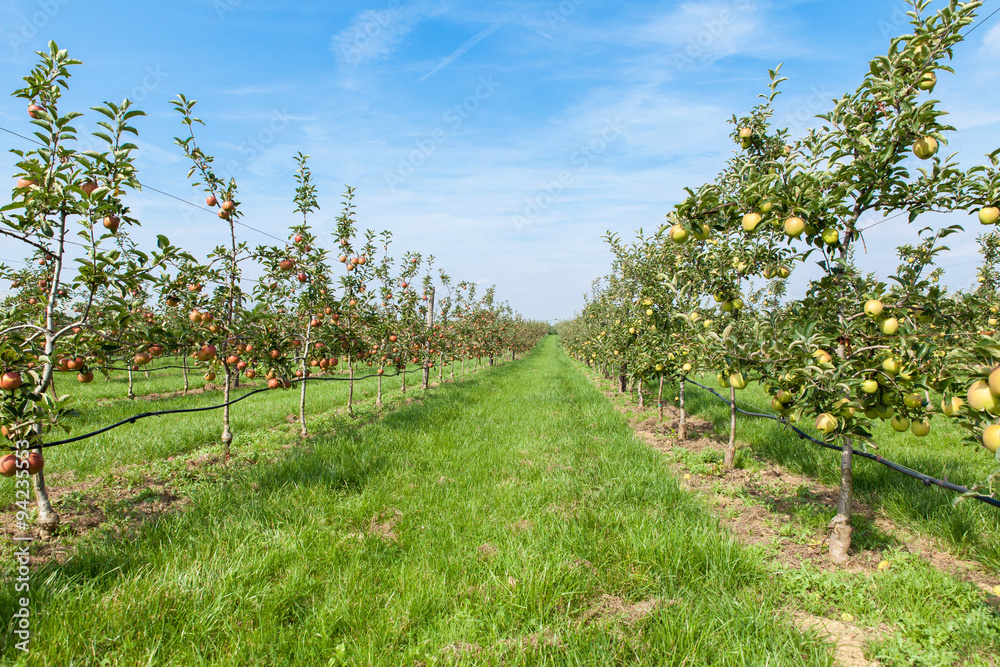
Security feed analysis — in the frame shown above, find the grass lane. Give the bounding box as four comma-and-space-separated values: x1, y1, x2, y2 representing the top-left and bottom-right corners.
0, 337, 830, 665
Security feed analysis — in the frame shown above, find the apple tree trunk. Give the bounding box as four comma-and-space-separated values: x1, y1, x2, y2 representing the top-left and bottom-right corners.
828, 437, 854, 563
678, 380, 686, 441
724, 385, 737, 468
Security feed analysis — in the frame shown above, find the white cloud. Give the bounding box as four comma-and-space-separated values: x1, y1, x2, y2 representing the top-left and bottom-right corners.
978, 21, 1000, 57
330, 4, 422, 66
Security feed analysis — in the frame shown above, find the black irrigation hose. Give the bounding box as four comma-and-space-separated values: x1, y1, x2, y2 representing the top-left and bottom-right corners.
11, 366, 425, 450
681, 377, 1000, 510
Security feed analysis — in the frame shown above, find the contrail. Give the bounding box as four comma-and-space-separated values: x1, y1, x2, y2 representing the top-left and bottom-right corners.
418, 19, 506, 82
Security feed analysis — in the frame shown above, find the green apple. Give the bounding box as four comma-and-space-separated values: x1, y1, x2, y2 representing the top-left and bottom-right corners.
902, 392, 922, 409
729, 372, 747, 390
760, 201, 773, 215
912, 136, 938, 160
882, 357, 901, 375
717, 372, 730, 388
864, 299, 883, 317
815, 413, 838, 433
742, 212, 763, 232
910, 420, 930, 437
670, 224, 689, 243
917, 71, 936, 91
776, 266, 791, 279
821, 228, 839, 245
879, 317, 899, 335
692, 223, 711, 240
731, 298, 744, 310
861, 379, 879, 394
890, 415, 910, 432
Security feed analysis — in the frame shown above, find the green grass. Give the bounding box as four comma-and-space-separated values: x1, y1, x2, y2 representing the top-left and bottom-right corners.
0, 359, 430, 499
654, 375, 1000, 571
0, 337, 835, 665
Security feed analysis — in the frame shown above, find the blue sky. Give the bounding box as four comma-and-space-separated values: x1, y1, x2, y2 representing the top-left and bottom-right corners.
0, 0, 998, 321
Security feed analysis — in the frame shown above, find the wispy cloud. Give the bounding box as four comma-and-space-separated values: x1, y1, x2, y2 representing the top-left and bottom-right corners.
330, 3, 421, 66
418, 18, 506, 82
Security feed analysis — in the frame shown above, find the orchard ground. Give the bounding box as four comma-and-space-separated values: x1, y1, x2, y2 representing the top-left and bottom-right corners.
0, 337, 997, 665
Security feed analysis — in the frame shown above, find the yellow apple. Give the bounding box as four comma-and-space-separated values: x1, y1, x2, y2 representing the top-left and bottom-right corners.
670, 224, 689, 243
983, 424, 1000, 453
940, 396, 963, 416
967, 380, 1000, 412
890, 415, 910, 432
784, 216, 806, 238
977, 206, 999, 225
912, 136, 938, 160
910, 420, 930, 437
861, 379, 879, 394
729, 372, 747, 390
815, 413, 837, 433
864, 299, 883, 317
881, 357, 901, 375
989, 367, 1000, 397
742, 212, 763, 232
879, 318, 899, 335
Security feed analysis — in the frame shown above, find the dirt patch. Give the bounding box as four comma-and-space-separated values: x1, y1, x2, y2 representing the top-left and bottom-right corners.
0, 473, 190, 567
441, 642, 481, 659
501, 628, 562, 651
507, 519, 533, 533
793, 611, 883, 667
477, 542, 499, 559
368, 508, 403, 543
581, 594, 666, 627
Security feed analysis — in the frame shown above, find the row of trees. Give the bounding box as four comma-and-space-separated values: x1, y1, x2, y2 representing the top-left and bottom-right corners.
560, 0, 1000, 563
0, 43, 547, 537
